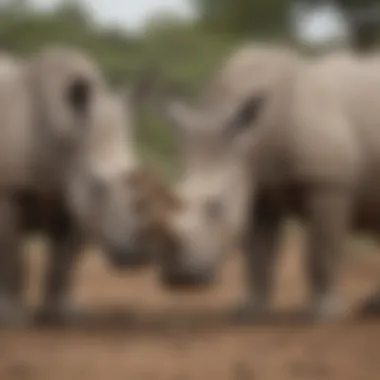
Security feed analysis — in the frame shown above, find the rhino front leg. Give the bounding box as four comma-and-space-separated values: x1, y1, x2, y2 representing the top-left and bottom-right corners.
232, 198, 283, 321
305, 187, 351, 322
36, 210, 85, 326
0, 197, 28, 327
358, 289, 380, 317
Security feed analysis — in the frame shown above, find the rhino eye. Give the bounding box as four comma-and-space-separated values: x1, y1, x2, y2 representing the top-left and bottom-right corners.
204, 199, 224, 221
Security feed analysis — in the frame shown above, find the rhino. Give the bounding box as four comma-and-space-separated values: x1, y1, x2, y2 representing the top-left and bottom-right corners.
0, 46, 153, 325
151, 43, 380, 321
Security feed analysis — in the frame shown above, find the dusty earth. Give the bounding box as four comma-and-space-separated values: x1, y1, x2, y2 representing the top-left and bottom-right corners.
1, 224, 380, 380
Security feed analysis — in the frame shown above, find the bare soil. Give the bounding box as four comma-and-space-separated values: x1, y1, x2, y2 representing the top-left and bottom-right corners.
1, 226, 380, 380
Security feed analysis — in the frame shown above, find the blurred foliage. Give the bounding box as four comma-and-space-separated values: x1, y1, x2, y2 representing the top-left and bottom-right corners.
194, 0, 292, 38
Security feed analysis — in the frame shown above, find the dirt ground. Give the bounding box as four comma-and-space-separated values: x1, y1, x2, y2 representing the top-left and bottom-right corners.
1, 226, 380, 380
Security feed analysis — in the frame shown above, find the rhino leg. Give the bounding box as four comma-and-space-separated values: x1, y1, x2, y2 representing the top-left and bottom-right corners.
232, 197, 283, 321
357, 289, 380, 317
36, 208, 84, 326
0, 197, 29, 327
304, 187, 351, 322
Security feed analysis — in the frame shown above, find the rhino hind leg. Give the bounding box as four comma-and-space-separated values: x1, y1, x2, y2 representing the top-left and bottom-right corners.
35, 206, 85, 326
304, 187, 351, 322
0, 197, 29, 327
231, 196, 283, 322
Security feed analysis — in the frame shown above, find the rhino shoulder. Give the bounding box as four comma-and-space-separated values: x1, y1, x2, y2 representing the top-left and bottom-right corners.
289, 55, 362, 184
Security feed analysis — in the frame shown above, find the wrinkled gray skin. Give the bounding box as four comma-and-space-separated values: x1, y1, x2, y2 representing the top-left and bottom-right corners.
157, 43, 380, 321
0, 46, 149, 326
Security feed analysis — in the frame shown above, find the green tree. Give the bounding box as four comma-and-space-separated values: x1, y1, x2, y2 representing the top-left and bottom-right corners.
54, 0, 91, 26
0, 0, 31, 13
193, 0, 291, 38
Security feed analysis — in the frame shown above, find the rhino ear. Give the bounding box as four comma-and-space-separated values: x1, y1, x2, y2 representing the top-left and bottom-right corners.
65, 77, 92, 119
224, 93, 267, 139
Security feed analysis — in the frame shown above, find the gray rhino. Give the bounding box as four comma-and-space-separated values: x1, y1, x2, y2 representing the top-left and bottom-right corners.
0, 45, 151, 325
153, 43, 380, 321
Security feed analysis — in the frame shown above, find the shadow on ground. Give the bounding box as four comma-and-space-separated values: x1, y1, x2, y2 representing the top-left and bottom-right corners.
25, 302, 380, 337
